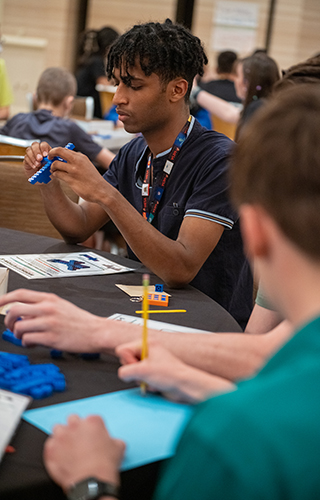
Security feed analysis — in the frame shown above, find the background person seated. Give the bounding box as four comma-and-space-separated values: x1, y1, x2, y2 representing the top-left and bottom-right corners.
192, 53, 280, 140
273, 53, 320, 92
0, 67, 114, 170
190, 50, 241, 130
199, 50, 241, 104
0, 56, 13, 120
75, 26, 119, 119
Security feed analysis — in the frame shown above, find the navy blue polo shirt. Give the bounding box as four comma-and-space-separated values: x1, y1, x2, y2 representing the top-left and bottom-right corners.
0, 109, 102, 162
103, 119, 252, 328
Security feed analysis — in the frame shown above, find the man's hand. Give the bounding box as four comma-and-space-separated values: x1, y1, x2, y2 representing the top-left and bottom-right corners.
117, 340, 235, 403
44, 414, 125, 492
117, 340, 202, 403
117, 339, 186, 394
24, 141, 52, 179
0, 289, 107, 352
49, 147, 109, 203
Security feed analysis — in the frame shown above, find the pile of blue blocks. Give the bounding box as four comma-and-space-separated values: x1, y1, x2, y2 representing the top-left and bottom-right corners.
0, 350, 66, 399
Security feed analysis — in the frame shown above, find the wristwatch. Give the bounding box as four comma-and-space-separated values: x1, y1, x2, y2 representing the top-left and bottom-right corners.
67, 477, 120, 500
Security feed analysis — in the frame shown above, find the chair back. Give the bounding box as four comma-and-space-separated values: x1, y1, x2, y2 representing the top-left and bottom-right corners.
211, 114, 237, 141
0, 134, 38, 156
96, 84, 116, 116
0, 158, 78, 239
71, 96, 94, 120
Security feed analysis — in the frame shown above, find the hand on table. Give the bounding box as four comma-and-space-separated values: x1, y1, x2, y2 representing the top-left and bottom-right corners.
44, 414, 125, 492
0, 289, 107, 352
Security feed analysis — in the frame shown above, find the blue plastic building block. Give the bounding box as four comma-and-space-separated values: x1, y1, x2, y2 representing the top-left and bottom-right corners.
2, 328, 23, 346
155, 284, 164, 292
28, 142, 75, 185
0, 351, 66, 399
0, 351, 29, 369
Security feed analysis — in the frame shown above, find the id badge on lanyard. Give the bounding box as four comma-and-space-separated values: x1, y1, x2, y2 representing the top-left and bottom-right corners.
142, 115, 191, 223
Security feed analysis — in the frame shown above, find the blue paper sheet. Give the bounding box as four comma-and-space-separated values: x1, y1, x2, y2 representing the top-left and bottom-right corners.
23, 388, 193, 470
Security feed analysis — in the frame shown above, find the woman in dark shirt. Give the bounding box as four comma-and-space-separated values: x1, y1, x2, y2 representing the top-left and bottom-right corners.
76, 26, 119, 119
193, 53, 280, 140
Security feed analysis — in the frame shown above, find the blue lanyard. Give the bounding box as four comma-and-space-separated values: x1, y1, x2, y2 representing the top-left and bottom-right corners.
142, 116, 192, 223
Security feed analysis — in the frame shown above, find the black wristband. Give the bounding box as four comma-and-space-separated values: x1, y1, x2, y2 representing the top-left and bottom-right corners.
67, 477, 120, 500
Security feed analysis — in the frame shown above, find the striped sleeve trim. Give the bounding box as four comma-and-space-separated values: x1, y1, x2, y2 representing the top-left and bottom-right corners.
184, 209, 234, 230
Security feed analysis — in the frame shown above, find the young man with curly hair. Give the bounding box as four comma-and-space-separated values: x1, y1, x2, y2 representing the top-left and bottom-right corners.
24, 20, 252, 327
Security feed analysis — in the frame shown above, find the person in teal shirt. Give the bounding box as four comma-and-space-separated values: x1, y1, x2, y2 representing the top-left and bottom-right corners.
1, 85, 320, 499
154, 316, 320, 499
151, 84, 320, 499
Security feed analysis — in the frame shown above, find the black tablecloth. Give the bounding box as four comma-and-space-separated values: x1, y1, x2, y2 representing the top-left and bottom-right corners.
0, 229, 241, 500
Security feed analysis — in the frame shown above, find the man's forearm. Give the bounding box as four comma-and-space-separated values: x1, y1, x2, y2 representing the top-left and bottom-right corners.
197, 90, 241, 124
100, 318, 290, 383
172, 363, 236, 403
154, 331, 269, 380
156, 322, 292, 381
97, 187, 222, 287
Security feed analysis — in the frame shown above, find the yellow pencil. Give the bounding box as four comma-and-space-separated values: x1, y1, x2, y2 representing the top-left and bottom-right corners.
140, 273, 149, 395
135, 309, 186, 314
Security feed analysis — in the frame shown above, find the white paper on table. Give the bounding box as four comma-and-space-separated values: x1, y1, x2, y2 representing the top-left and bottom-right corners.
0, 268, 10, 314
109, 313, 211, 334
0, 252, 134, 280
116, 284, 171, 298
0, 268, 8, 295
0, 389, 31, 462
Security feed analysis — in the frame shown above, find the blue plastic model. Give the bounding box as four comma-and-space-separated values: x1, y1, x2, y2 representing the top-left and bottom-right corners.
0, 351, 66, 399
28, 142, 75, 185
155, 284, 164, 292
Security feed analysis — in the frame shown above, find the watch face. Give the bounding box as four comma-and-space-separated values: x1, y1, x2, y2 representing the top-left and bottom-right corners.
68, 477, 99, 500
68, 477, 119, 500
87, 479, 100, 498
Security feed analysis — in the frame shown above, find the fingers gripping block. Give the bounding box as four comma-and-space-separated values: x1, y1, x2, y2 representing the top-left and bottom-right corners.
28, 142, 75, 185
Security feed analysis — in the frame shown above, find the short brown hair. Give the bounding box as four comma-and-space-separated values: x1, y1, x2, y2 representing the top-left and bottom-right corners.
273, 54, 320, 93
36, 67, 77, 106
230, 84, 320, 260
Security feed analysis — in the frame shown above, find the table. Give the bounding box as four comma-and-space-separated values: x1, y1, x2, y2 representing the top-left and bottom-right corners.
74, 119, 136, 152
0, 228, 241, 500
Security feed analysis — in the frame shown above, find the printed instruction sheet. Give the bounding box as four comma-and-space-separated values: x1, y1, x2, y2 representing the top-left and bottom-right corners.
0, 252, 134, 279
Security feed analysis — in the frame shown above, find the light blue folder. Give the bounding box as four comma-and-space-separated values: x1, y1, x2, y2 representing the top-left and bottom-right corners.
23, 388, 193, 470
